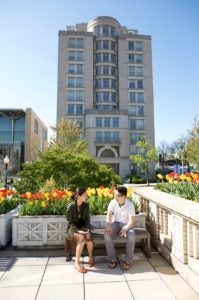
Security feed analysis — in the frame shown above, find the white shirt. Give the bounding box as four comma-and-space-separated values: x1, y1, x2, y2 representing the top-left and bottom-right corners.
107, 198, 135, 224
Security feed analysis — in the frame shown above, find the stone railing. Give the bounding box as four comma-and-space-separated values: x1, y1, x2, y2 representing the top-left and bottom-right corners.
133, 186, 199, 295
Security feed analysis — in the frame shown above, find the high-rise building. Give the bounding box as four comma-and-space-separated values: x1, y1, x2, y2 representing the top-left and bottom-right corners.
57, 16, 155, 180
0, 108, 48, 177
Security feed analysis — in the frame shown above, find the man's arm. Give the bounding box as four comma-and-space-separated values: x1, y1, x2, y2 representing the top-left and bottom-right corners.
120, 216, 135, 237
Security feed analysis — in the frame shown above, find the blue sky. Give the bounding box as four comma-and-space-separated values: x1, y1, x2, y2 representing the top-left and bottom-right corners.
0, 0, 198, 146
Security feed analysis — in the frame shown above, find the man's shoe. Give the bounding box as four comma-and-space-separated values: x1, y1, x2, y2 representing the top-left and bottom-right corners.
108, 261, 117, 269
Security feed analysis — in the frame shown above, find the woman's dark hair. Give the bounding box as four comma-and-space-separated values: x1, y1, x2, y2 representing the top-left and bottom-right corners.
73, 187, 86, 201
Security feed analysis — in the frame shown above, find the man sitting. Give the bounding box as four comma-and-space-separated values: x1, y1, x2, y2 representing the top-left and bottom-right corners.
104, 185, 135, 270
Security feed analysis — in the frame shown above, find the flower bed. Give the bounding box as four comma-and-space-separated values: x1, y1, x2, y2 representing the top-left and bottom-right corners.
0, 189, 19, 214
18, 186, 137, 216
156, 172, 199, 201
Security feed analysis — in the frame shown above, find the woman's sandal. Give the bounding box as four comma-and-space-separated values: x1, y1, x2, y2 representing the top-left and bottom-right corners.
88, 258, 94, 267
108, 261, 117, 269
123, 261, 131, 270
74, 264, 87, 273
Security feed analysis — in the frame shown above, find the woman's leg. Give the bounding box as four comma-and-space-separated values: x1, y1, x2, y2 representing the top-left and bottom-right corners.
73, 233, 86, 271
85, 233, 94, 267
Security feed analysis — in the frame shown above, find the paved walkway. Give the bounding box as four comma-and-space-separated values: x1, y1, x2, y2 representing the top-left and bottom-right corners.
0, 246, 198, 300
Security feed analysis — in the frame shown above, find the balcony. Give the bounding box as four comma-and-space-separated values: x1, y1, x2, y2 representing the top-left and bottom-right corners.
94, 138, 121, 144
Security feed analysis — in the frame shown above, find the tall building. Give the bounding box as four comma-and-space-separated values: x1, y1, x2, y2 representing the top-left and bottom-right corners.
57, 16, 155, 180
0, 108, 48, 177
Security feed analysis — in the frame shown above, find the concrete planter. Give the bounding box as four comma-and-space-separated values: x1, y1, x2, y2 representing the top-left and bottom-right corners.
0, 208, 18, 248
12, 213, 146, 248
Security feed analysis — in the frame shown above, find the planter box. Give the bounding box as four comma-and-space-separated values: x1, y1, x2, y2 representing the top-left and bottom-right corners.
12, 215, 67, 248
0, 208, 19, 248
12, 213, 146, 248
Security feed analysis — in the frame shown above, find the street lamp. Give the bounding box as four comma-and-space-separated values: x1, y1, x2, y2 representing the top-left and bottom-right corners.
3, 155, 10, 188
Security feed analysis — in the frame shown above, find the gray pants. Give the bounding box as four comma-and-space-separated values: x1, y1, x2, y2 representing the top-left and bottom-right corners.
104, 222, 135, 263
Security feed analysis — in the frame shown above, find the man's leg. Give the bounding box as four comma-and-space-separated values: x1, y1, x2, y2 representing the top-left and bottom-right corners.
125, 228, 135, 263
104, 222, 120, 262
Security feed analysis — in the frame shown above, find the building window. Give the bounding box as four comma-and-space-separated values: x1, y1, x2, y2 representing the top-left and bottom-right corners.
135, 54, 143, 63
129, 80, 136, 89
137, 106, 144, 116
68, 38, 84, 48
103, 66, 109, 75
129, 119, 145, 130
94, 26, 100, 37
128, 66, 143, 77
104, 131, 111, 142
68, 64, 75, 74
135, 41, 142, 51
34, 119, 38, 134
137, 119, 145, 130
129, 106, 137, 115
102, 25, 109, 36
137, 92, 144, 103
110, 26, 116, 37
128, 41, 135, 51
112, 117, 119, 128
76, 64, 83, 74
67, 77, 83, 88
103, 40, 109, 49
96, 131, 102, 142
129, 92, 136, 102
96, 117, 102, 128
68, 51, 83, 61
128, 41, 142, 51
76, 91, 83, 101
129, 54, 134, 63
76, 104, 83, 114
112, 131, 119, 142
68, 104, 75, 114
104, 117, 111, 128
137, 80, 143, 89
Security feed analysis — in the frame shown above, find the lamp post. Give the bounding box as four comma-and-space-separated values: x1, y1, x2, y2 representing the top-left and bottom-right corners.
3, 156, 10, 188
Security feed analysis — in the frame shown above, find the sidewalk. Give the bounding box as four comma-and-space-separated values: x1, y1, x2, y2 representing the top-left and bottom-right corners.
0, 246, 198, 300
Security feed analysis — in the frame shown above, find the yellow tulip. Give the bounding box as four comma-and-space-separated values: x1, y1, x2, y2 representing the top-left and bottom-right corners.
41, 201, 46, 208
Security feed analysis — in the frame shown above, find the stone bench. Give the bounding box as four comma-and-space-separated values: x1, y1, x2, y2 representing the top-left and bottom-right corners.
90, 214, 151, 258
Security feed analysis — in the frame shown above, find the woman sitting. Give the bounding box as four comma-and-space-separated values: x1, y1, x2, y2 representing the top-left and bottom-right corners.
65, 187, 94, 273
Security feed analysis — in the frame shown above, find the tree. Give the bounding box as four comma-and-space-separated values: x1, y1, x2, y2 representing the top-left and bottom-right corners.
130, 140, 158, 186
49, 117, 88, 154
15, 119, 121, 193
185, 116, 199, 170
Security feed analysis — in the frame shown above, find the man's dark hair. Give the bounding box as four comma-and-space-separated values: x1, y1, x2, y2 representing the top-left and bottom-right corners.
117, 185, 127, 196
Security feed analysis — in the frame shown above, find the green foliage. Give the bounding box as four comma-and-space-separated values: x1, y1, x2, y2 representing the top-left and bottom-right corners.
130, 140, 158, 185
87, 195, 111, 215
15, 119, 121, 193
156, 181, 199, 202
186, 116, 199, 169
131, 175, 146, 184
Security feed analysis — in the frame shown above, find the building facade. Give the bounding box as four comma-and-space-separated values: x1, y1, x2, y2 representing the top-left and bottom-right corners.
57, 16, 155, 180
0, 108, 48, 177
